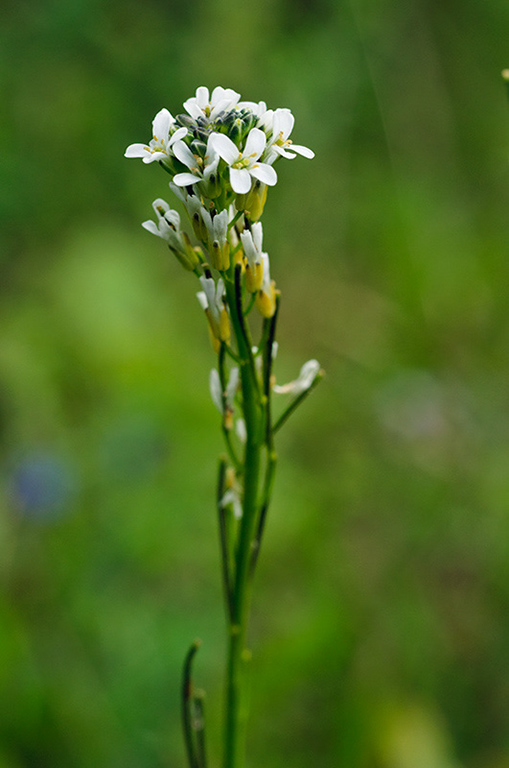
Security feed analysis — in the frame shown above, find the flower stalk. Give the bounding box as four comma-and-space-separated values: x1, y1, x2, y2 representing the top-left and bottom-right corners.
125, 85, 323, 768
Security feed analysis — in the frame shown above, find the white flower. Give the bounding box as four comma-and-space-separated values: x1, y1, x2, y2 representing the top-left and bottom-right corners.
221, 486, 243, 520
210, 128, 277, 194
197, 276, 230, 341
240, 222, 264, 292
254, 251, 276, 317
169, 183, 204, 225
209, 367, 239, 414
142, 199, 199, 270
141, 198, 180, 241
209, 368, 223, 413
265, 108, 314, 161
201, 209, 228, 252
199, 208, 229, 269
172, 133, 220, 188
240, 222, 263, 271
124, 108, 187, 164
273, 359, 321, 395
184, 86, 241, 122
237, 100, 268, 118
235, 418, 247, 444
197, 276, 225, 320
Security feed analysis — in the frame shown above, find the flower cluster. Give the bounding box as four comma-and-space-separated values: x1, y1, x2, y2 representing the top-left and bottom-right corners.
125, 85, 320, 415
125, 86, 313, 196
124, 86, 314, 325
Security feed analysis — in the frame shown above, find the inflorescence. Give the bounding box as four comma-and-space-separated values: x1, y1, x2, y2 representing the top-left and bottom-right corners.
125, 85, 314, 328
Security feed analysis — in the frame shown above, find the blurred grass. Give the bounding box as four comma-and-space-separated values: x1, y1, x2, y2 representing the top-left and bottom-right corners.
2, 0, 509, 766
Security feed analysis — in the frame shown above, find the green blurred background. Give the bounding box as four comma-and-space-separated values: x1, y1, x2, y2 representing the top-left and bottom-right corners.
2, 0, 509, 765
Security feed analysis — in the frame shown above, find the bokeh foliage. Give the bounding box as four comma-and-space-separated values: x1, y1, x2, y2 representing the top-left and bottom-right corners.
2, 0, 509, 766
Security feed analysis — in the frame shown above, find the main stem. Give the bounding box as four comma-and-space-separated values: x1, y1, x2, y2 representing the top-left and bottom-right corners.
223, 277, 263, 768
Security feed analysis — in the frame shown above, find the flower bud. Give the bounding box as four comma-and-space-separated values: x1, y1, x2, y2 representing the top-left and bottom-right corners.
245, 180, 268, 221
245, 262, 263, 293
255, 280, 277, 318
219, 307, 231, 342
211, 240, 231, 272
228, 117, 244, 147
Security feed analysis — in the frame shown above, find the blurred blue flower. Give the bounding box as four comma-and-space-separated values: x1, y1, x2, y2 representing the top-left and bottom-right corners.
11, 451, 78, 521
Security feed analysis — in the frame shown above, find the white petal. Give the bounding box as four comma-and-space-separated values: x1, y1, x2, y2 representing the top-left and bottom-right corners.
216, 278, 226, 301
196, 291, 208, 310
152, 108, 173, 140
169, 183, 187, 204
141, 220, 161, 237
230, 167, 252, 194
240, 230, 257, 265
260, 252, 271, 287
232, 496, 243, 520
200, 276, 216, 307
274, 146, 297, 159
273, 108, 294, 140
173, 140, 198, 170
213, 210, 228, 243
142, 152, 165, 164
274, 359, 320, 395
244, 127, 266, 160
200, 206, 213, 242
210, 133, 240, 165
183, 99, 204, 120
221, 488, 242, 519
211, 86, 226, 104
163, 209, 180, 229
204, 153, 220, 180
172, 172, 201, 186
291, 144, 315, 159
195, 86, 210, 108
168, 126, 188, 145
250, 163, 277, 186
212, 86, 240, 106
226, 367, 239, 404
257, 109, 274, 133
238, 100, 267, 118
209, 369, 223, 413
298, 360, 321, 390
235, 418, 247, 444
124, 143, 150, 158
152, 198, 170, 216
252, 222, 263, 253
273, 381, 294, 394
210, 97, 235, 119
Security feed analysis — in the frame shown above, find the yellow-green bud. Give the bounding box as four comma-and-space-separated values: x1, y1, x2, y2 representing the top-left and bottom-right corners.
246, 181, 268, 222
255, 281, 277, 318
219, 307, 231, 342
211, 240, 230, 272
245, 261, 263, 293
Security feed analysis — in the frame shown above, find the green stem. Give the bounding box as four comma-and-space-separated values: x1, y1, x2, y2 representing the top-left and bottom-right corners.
222, 269, 263, 768
250, 449, 277, 576
228, 210, 243, 232
194, 692, 208, 768
217, 458, 234, 623
250, 298, 280, 575
218, 343, 241, 471
182, 640, 202, 768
